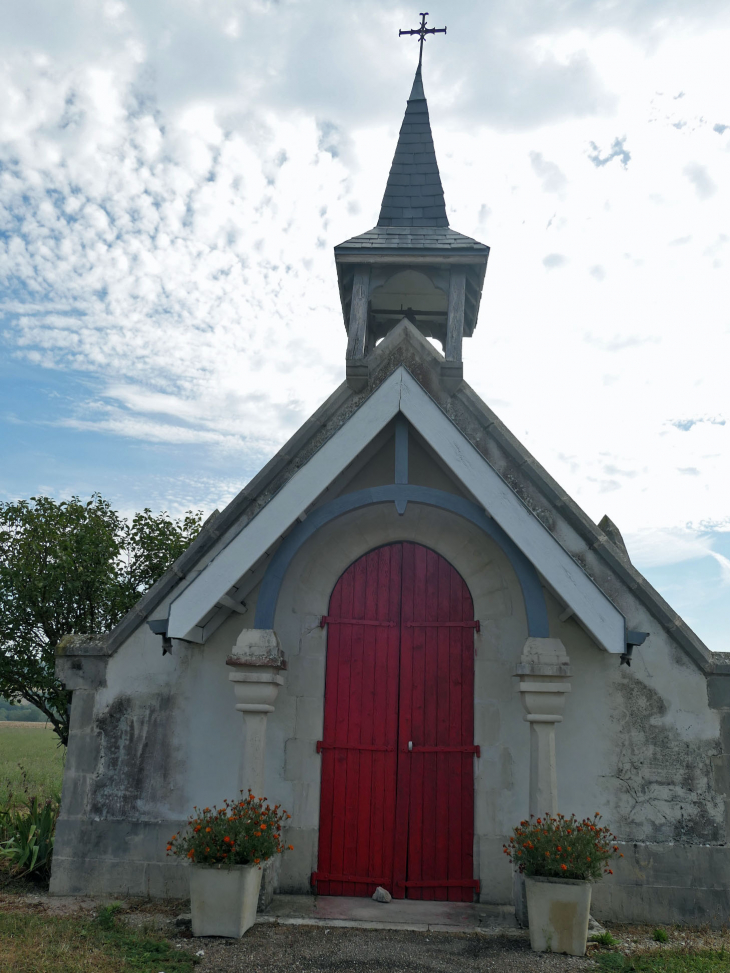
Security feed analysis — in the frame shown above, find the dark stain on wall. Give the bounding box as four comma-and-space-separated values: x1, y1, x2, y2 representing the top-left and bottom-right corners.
607, 673, 723, 843
90, 692, 181, 818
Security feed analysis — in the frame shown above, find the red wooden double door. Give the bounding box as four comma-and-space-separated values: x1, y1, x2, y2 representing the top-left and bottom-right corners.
315, 542, 478, 902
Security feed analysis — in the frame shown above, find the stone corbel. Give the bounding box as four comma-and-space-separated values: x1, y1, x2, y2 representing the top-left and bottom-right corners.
226, 629, 287, 797
515, 637, 571, 818
56, 634, 112, 691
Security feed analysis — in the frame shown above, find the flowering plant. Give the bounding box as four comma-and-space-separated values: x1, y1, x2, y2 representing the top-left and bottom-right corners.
167, 791, 292, 867
503, 813, 623, 881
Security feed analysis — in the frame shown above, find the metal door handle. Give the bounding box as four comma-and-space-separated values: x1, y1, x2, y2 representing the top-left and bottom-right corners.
408, 741, 413, 752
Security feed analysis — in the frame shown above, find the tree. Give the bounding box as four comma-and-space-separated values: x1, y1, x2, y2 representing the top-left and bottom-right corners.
0, 495, 202, 746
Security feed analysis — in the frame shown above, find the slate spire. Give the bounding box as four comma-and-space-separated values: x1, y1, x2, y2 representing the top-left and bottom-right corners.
377, 65, 449, 228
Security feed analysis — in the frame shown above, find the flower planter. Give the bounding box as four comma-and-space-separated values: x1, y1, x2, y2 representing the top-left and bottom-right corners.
525, 875, 591, 956
189, 863, 263, 938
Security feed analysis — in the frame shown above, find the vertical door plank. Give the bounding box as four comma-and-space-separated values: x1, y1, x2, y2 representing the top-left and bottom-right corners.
383, 543, 402, 891
354, 551, 378, 894
341, 556, 367, 896
329, 563, 355, 896
392, 543, 414, 898
368, 546, 389, 887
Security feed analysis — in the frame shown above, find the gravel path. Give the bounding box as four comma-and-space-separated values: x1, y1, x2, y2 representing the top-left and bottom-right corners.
176, 924, 594, 973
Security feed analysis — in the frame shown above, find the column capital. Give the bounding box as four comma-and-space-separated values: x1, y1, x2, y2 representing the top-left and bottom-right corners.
514, 637, 571, 678
226, 628, 287, 670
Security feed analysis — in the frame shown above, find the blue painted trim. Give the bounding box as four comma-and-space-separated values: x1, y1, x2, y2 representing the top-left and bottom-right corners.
254, 485, 550, 637
394, 417, 409, 515
395, 416, 409, 484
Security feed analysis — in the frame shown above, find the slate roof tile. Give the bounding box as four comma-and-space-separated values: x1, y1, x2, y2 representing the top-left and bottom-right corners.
376, 65, 450, 231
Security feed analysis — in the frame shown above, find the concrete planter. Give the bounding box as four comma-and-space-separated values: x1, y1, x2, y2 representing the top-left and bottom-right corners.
189, 863, 263, 938
525, 875, 591, 956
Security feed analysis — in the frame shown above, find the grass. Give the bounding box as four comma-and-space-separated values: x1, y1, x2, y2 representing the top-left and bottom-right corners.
0, 724, 65, 805
596, 950, 730, 972
0, 905, 198, 973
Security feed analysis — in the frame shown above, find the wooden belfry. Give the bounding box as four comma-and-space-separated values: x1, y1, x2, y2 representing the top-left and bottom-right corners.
334, 14, 489, 393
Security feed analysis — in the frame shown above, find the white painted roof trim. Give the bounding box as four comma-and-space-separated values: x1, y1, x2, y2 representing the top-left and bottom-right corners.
168, 368, 625, 652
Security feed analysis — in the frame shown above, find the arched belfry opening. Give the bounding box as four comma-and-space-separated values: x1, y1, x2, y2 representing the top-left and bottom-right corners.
334, 62, 490, 392
369, 269, 448, 349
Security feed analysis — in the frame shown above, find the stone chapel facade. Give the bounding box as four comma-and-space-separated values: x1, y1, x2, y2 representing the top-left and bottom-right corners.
51, 65, 730, 925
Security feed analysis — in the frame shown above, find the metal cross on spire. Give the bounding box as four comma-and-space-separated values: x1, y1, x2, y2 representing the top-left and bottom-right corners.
399, 12, 446, 68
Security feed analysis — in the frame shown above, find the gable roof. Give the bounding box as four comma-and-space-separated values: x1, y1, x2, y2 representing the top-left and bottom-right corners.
89, 320, 729, 676
167, 352, 624, 650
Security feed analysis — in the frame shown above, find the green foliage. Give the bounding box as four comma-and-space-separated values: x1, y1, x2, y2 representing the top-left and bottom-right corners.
654, 929, 670, 943
592, 931, 620, 948
0, 787, 59, 881
0, 909, 198, 972
504, 812, 623, 881
596, 950, 729, 972
95, 903, 125, 931
0, 495, 202, 745
168, 790, 293, 866
0, 696, 46, 722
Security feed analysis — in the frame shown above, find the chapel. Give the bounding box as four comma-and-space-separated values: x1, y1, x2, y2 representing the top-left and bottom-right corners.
51, 49, 730, 925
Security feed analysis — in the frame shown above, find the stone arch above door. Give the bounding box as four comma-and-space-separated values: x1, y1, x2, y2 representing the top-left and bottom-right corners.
256, 486, 549, 640
267, 501, 534, 682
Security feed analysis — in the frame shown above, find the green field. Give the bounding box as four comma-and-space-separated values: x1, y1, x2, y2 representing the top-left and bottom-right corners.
0, 724, 65, 805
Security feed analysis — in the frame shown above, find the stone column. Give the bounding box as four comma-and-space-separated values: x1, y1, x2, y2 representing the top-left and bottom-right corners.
226, 629, 287, 797
515, 638, 571, 818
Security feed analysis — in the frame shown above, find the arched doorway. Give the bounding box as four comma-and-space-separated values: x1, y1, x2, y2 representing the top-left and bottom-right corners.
314, 542, 479, 902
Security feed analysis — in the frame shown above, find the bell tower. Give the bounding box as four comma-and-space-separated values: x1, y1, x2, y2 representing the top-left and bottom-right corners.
334, 19, 489, 393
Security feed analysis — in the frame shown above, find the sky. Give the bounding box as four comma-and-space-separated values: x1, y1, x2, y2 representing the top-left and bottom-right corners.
0, 0, 729, 650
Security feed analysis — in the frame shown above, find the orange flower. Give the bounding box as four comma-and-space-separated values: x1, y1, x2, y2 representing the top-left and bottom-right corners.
166, 844, 172, 852
254, 858, 261, 864
261, 824, 267, 830
560, 864, 567, 871
194, 826, 201, 833
608, 869, 613, 875
288, 844, 294, 851
206, 827, 212, 833
187, 849, 195, 859
223, 836, 231, 844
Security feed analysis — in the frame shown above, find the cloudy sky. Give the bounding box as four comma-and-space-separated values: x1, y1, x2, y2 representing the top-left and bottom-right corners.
1, 0, 729, 650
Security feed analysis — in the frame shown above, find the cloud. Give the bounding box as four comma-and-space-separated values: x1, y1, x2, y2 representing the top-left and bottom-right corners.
714, 123, 729, 134
627, 527, 730, 586
683, 162, 718, 199
584, 333, 660, 352
542, 253, 567, 269
671, 417, 726, 431
589, 265, 605, 280
529, 151, 568, 195
588, 136, 631, 168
